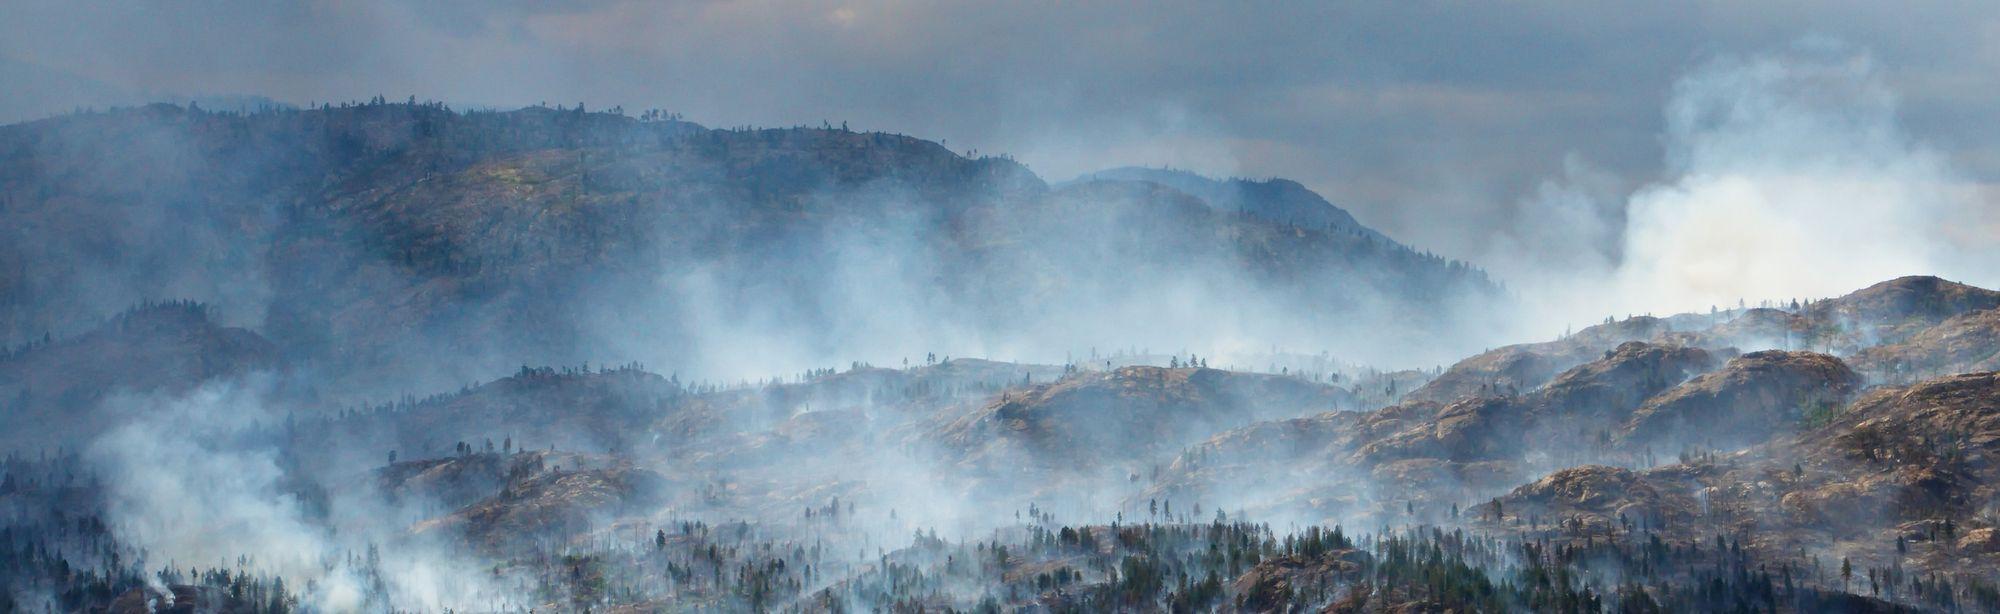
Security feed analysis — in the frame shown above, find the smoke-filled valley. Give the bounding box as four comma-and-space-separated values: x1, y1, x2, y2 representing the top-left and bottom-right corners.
7, 17, 2000, 612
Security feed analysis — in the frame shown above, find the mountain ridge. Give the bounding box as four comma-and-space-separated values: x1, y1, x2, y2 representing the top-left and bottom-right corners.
1075, 166, 1394, 245
0, 101, 1505, 395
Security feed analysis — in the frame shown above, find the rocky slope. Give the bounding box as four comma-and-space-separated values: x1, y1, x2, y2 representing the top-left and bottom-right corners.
1620, 350, 1861, 450
1468, 369, 2000, 587
1850, 308, 2000, 383
1148, 341, 1716, 519
926, 366, 1351, 479
404, 453, 672, 554
1402, 316, 1674, 404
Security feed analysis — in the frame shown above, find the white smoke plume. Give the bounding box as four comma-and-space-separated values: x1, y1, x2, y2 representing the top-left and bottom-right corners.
88, 381, 328, 580
1499, 42, 2000, 335
87, 379, 514, 611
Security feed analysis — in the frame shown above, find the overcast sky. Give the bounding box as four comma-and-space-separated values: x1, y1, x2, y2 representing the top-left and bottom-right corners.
5, 1, 1999, 265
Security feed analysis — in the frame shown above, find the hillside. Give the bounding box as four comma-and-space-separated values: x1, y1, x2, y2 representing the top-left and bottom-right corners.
1850, 308, 2000, 383
11, 275, 2000, 612
1151, 276, 2000, 523
1076, 167, 1392, 243
0, 102, 1504, 397
1468, 370, 2000, 586
927, 365, 1351, 473
1619, 350, 1861, 449
10, 107, 2000, 612
0, 300, 277, 453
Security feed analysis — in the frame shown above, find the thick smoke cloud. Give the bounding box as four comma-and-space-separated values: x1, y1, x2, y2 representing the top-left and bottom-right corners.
87, 380, 512, 611
89, 382, 324, 580
1497, 44, 2000, 337
1621, 46, 1991, 307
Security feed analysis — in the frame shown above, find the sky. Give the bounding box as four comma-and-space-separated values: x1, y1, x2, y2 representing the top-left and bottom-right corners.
4, 0, 1999, 276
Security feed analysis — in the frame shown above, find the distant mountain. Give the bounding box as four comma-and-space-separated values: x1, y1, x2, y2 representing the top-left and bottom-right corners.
1152, 274, 2000, 522
0, 101, 1505, 396
0, 55, 132, 124
0, 54, 294, 124
0, 300, 277, 451
1075, 167, 1393, 244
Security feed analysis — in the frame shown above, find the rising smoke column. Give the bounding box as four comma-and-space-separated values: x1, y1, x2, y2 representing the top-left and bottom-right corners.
1503, 42, 1999, 334
87, 380, 515, 610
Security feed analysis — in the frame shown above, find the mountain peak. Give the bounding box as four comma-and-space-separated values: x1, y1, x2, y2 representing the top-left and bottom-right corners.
1075, 167, 1391, 244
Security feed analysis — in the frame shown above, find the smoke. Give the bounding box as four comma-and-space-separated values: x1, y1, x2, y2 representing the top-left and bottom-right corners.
554, 159, 1498, 385
88, 380, 326, 579
0, 111, 277, 342
1496, 43, 2000, 336
85, 378, 514, 611
1484, 154, 1625, 288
